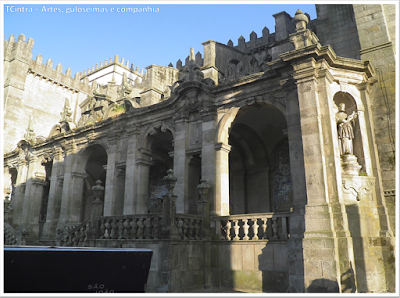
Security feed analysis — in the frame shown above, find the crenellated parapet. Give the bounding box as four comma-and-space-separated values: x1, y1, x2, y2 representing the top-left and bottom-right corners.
4, 34, 34, 64
198, 9, 315, 85
3, 34, 93, 153
81, 55, 144, 86
4, 34, 92, 95
29, 55, 92, 94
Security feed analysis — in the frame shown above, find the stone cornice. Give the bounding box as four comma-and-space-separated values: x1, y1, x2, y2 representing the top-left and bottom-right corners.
360, 41, 393, 56
280, 44, 375, 79
215, 142, 232, 153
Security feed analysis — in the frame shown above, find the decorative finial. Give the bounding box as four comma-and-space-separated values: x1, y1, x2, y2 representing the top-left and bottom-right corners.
92, 180, 105, 200
163, 169, 177, 195
293, 9, 309, 31
24, 116, 36, 144
60, 98, 72, 122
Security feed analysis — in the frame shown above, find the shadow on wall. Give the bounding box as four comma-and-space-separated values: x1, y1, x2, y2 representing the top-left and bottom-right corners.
340, 261, 356, 293
306, 278, 339, 293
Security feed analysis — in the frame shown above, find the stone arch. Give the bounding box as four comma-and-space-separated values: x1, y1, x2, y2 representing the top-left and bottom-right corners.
71, 143, 108, 222
138, 121, 175, 152
4, 165, 18, 200
216, 99, 287, 146
72, 140, 110, 174
216, 107, 240, 145
135, 121, 175, 213
223, 101, 288, 215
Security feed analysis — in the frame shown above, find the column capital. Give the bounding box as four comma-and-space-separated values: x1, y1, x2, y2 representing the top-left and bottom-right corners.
126, 125, 141, 136
70, 172, 88, 179
136, 158, 154, 167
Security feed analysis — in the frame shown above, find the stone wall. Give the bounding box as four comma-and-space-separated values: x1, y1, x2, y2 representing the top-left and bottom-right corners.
100, 239, 289, 293
315, 4, 396, 193
353, 4, 396, 192
314, 4, 361, 59
3, 34, 91, 153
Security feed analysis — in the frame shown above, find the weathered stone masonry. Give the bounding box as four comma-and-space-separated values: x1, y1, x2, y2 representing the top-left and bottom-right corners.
3, 5, 396, 293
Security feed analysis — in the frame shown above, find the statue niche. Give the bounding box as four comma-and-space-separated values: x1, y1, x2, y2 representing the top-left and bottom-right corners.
336, 102, 357, 156
334, 95, 362, 176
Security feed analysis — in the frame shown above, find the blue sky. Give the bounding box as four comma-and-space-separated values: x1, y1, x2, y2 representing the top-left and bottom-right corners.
3, 2, 317, 76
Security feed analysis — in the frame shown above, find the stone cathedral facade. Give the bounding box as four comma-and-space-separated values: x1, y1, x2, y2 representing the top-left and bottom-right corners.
3, 4, 396, 293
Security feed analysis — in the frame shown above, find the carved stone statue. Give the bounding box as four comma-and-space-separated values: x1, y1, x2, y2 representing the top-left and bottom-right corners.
336, 103, 357, 156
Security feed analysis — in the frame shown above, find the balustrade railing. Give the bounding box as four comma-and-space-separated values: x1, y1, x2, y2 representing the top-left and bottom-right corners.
212, 212, 290, 241
59, 221, 90, 247
97, 214, 162, 240
4, 222, 21, 245
176, 214, 203, 240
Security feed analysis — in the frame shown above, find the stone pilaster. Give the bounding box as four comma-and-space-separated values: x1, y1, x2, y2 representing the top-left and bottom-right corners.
103, 133, 119, 216
290, 57, 343, 292
26, 172, 47, 240
10, 158, 28, 228
123, 126, 140, 214
57, 141, 79, 230
173, 115, 189, 213
68, 172, 88, 223
42, 146, 64, 240
214, 142, 231, 216
200, 111, 217, 214
136, 149, 153, 213
20, 154, 48, 240
20, 155, 39, 227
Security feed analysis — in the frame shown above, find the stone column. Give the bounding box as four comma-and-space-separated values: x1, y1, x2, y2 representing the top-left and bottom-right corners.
20, 155, 39, 228
284, 85, 308, 292
197, 179, 211, 239
26, 172, 47, 240
4, 193, 12, 224
87, 180, 104, 241
123, 126, 140, 214
289, 56, 354, 292
68, 172, 88, 224
173, 116, 189, 213
214, 142, 231, 216
200, 111, 217, 214
160, 169, 180, 240
296, 64, 339, 292
103, 134, 118, 216
42, 146, 64, 240
57, 141, 78, 230
136, 149, 153, 214
10, 158, 28, 227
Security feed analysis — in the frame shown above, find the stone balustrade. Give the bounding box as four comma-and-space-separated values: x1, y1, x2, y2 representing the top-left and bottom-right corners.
176, 214, 203, 240
59, 221, 90, 247
56, 211, 291, 246
4, 222, 19, 245
4, 222, 27, 245
212, 212, 290, 241
98, 214, 162, 240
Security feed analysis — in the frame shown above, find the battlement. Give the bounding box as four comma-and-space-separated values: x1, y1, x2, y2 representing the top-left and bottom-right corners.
4, 34, 92, 95
4, 34, 34, 63
81, 55, 144, 86
29, 55, 92, 94
223, 10, 312, 53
